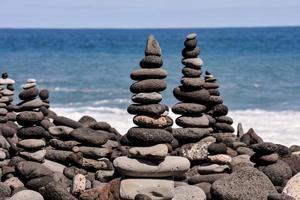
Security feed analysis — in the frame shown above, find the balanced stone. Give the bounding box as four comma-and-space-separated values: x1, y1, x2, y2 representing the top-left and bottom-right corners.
251, 142, 278, 154
173, 86, 210, 103
140, 55, 163, 68
120, 179, 174, 200
126, 127, 173, 145
72, 146, 111, 158
49, 139, 80, 150
131, 68, 167, 80
208, 143, 227, 154
128, 104, 168, 116
17, 139, 46, 150
184, 38, 197, 49
49, 126, 73, 137
132, 92, 162, 104
130, 79, 166, 93
172, 103, 206, 115
145, 34, 161, 56
114, 156, 190, 177
18, 87, 39, 101
17, 126, 47, 138
128, 144, 168, 159
22, 82, 36, 89
16, 111, 44, 126
181, 58, 203, 69
186, 33, 197, 40
181, 77, 204, 88
18, 99, 48, 110
70, 127, 108, 145
39, 89, 49, 100
133, 115, 173, 128
53, 116, 82, 129
182, 67, 201, 77
173, 128, 211, 142
182, 47, 200, 58
176, 115, 209, 128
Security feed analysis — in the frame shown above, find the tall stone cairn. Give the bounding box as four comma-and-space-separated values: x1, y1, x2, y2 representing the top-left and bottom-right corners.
115, 35, 190, 199
172, 33, 212, 145
204, 71, 235, 133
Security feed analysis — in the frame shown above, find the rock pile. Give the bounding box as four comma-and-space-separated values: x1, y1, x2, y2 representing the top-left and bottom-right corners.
204, 71, 234, 133
117, 34, 191, 199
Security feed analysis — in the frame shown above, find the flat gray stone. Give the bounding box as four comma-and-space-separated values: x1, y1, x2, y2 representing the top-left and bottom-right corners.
128, 144, 168, 159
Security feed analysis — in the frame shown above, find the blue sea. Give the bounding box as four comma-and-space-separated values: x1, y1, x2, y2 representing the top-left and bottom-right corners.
1, 27, 300, 145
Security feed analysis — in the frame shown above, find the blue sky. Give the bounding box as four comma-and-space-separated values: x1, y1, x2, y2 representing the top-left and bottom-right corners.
1, 0, 300, 28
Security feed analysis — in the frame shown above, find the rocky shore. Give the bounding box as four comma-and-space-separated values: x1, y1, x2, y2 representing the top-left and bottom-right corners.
0, 33, 300, 200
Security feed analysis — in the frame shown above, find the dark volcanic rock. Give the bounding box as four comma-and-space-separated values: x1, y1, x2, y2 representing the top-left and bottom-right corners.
16, 161, 53, 180
39, 89, 49, 100
258, 160, 293, 186
140, 55, 163, 68
131, 92, 162, 104
130, 79, 166, 93
70, 127, 108, 145
79, 115, 97, 127
17, 126, 47, 138
135, 194, 152, 200
89, 122, 111, 131
173, 128, 210, 143
128, 104, 168, 116
49, 139, 81, 150
182, 67, 201, 77
282, 154, 300, 175
208, 143, 227, 154
251, 142, 278, 154
39, 182, 77, 200
173, 86, 210, 103
182, 47, 200, 58
172, 103, 206, 115
131, 68, 167, 80
16, 111, 44, 126
145, 34, 161, 56
188, 173, 230, 184
207, 104, 228, 116
0, 123, 17, 137
54, 116, 82, 129
19, 87, 39, 101
215, 123, 235, 133
126, 127, 173, 146
211, 167, 277, 200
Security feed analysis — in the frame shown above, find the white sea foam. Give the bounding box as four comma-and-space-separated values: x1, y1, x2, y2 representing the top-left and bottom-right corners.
53, 107, 300, 146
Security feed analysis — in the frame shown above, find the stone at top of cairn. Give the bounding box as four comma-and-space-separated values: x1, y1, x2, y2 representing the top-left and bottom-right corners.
145, 34, 161, 56
0, 72, 15, 85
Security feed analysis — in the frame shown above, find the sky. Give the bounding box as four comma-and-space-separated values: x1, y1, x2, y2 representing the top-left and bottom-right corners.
1, 0, 300, 28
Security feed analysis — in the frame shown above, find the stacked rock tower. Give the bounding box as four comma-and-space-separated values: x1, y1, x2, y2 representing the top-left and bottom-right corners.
172, 33, 212, 144
115, 35, 190, 199
204, 71, 235, 133
0, 73, 16, 123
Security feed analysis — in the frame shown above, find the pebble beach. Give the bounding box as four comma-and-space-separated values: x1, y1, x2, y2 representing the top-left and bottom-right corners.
0, 32, 300, 200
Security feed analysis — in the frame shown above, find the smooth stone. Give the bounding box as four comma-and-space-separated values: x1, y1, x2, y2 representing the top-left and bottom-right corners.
18, 87, 39, 100
207, 143, 227, 154
72, 174, 86, 195
182, 47, 200, 58
22, 82, 36, 89
181, 58, 203, 69
172, 185, 206, 200
197, 164, 230, 174
0, 150, 6, 160
53, 116, 82, 129
89, 122, 111, 131
0, 103, 6, 108
17, 139, 46, 150
173, 86, 210, 103
0, 182, 11, 198
216, 116, 233, 124
184, 38, 197, 49
133, 115, 173, 128
9, 190, 44, 200
64, 166, 87, 179
203, 82, 219, 90
211, 167, 277, 200
140, 55, 163, 68
208, 89, 220, 96
236, 146, 255, 156
46, 149, 73, 163
4, 177, 24, 190
207, 154, 232, 164
251, 142, 278, 154
128, 144, 168, 159
186, 33, 197, 40
0, 123, 17, 137
176, 115, 209, 128
39, 89, 49, 100
132, 92, 162, 104
17, 126, 47, 139
145, 34, 161, 56
7, 112, 17, 121
240, 128, 264, 146
179, 136, 216, 161
126, 127, 173, 146
49, 139, 80, 150
70, 127, 108, 145
207, 104, 228, 116
120, 178, 174, 200
101, 139, 119, 149
128, 104, 168, 116
131, 68, 167, 80
172, 128, 211, 142
27, 78, 36, 83
42, 159, 66, 173
283, 172, 300, 199
214, 123, 235, 133
0, 97, 10, 104
18, 99, 48, 110
195, 182, 211, 199
78, 115, 97, 127
49, 126, 73, 136
256, 153, 279, 164
182, 68, 201, 78
16, 111, 44, 126
130, 79, 166, 93
189, 173, 230, 184
1, 89, 14, 96
268, 194, 295, 200
38, 181, 77, 200
0, 78, 15, 85
181, 77, 204, 88
16, 161, 53, 180
114, 156, 190, 177
7, 84, 15, 91
0, 135, 10, 149
20, 149, 46, 162
258, 160, 293, 186
172, 103, 206, 115
72, 146, 111, 158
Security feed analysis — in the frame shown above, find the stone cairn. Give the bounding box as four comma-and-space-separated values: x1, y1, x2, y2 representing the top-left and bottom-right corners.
204, 71, 235, 133
115, 34, 191, 199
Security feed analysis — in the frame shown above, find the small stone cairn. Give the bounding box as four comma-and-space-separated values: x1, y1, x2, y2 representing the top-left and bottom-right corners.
115, 35, 191, 199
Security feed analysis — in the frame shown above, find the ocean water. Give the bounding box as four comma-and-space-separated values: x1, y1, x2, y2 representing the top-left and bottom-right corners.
1, 27, 300, 146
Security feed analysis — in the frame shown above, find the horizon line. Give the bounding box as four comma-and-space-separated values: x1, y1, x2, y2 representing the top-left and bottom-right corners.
0, 25, 300, 30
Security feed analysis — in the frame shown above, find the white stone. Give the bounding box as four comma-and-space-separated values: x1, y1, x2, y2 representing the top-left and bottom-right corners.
283, 172, 300, 199
72, 174, 86, 195
0, 78, 15, 85
9, 190, 44, 200
172, 185, 206, 200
